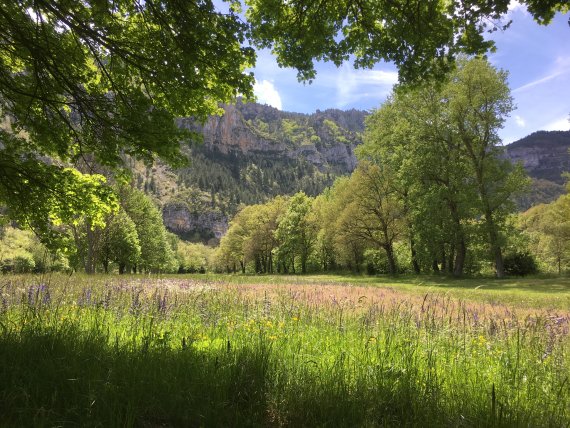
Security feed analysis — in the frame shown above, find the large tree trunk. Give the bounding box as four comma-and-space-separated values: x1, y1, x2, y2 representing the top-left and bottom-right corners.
453, 239, 466, 277
85, 225, 96, 274
301, 253, 307, 274
449, 201, 466, 276
472, 158, 505, 278
410, 237, 420, 274
384, 243, 398, 275
447, 243, 455, 274
484, 208, 505, 278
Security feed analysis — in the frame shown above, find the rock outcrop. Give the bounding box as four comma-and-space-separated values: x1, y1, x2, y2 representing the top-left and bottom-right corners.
178, 100, 366, 174
504, 131, 570, 184
162, 201, 227, 243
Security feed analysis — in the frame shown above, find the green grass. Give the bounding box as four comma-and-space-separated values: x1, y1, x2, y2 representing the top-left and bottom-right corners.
175, 272, 570, 310
1, 274, 569, 426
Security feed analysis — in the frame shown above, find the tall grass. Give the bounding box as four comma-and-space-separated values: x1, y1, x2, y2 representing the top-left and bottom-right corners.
0, 276, 568, 426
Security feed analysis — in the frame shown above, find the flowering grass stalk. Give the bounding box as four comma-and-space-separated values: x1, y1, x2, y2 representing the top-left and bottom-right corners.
0, 275, 568, 426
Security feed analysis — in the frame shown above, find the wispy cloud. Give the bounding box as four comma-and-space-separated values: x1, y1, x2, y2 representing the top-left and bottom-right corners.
513, 56, 570, 93
254, 79, 282, 110
514, 115, 526, 127
334, 65, 398, 107
543, 115, 570, 131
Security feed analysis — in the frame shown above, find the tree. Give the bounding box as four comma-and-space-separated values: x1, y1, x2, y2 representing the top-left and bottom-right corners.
361, 75, 479, 276
275, 192, 317, 274
176, 241, 215, 273
0, 0, 254, 243
246, 0, 568, 84
359, 58, 527, 277
247, 196, 288, 273
352, 162, 405, 274
520, 196, 570, 274
121, 187, 176, 273
215, 204, 257, 273
447, 58, 527, 277
100, 209, 141, 274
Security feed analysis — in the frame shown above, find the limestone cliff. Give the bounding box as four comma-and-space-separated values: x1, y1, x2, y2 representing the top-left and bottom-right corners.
177, 100, 365, 173
504, 131, 570, 184
164, 101, 367, 242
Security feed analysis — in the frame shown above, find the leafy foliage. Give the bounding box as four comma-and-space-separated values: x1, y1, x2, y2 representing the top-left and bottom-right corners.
0, 0, 255, 244
246, 0, 568, 84
519, 193, 570, 274
0, 226, 68, 273
503, 252, 539, 276
359, 57, 528, 277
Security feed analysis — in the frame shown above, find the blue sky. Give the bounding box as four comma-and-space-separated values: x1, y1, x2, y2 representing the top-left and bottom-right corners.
250, 3, 569, 144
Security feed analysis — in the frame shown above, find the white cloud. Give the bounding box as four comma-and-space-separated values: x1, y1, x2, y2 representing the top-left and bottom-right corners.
514, 115, 526, 127
254, 79, 282, 110
509, 0, 525, 10
543, 116, 570, 131
505, 1, 529, 19
335, 65, 398, 107
507, 1, 525, 12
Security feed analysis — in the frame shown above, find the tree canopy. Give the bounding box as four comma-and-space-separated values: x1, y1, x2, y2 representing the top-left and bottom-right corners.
0, 0, 254, 242
360, 57, 528, 277
246, 0, 568, 83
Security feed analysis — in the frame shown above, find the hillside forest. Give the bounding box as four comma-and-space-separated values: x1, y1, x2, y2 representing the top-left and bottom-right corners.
2, 57, 569, 278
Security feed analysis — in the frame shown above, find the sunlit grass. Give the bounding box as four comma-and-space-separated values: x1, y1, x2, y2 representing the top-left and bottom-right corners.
1, 274, 569, 426
172, 272, 570, 310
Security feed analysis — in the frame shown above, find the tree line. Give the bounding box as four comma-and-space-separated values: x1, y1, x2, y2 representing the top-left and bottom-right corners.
0, 185, 213, 275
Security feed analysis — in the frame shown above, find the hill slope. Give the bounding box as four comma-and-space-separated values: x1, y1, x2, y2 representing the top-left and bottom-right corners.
135, 102, 568, 242
504, 131, 570, 209
141, 101, 368, 243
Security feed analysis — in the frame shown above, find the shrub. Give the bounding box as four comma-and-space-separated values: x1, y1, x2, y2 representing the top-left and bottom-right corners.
504, 251, 539, 276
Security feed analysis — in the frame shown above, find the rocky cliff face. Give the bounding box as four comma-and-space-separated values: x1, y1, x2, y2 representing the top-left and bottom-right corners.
162, 201, 227, 243
167, 102, 367, 242
504, 131, 570, 184
178, 100, 366, 173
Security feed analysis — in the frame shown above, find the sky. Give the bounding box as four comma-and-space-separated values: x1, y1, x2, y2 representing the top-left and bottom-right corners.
250, 3, 570, 145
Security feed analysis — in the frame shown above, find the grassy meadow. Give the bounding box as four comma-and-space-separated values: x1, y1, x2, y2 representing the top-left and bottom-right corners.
1, 274, 569, 426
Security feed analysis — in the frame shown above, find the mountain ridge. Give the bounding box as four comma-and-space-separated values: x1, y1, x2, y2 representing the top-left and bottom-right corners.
136, 102, 569, 242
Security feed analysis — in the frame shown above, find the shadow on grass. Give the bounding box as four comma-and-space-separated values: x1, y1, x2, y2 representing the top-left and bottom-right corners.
0, 325, 518, 427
